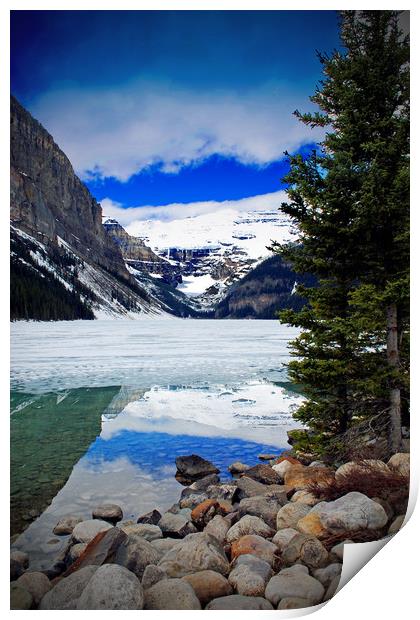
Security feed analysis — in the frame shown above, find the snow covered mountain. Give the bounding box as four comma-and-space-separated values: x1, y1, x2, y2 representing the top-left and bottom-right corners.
122, 207, 297, 309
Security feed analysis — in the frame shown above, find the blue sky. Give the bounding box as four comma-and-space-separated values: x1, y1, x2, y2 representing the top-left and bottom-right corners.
11, 10, 340, 216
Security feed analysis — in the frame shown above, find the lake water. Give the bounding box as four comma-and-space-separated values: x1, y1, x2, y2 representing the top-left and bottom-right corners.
10, 319, 303, 569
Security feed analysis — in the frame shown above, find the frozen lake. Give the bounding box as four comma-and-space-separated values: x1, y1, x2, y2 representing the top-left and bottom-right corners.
10, 319, 303, 568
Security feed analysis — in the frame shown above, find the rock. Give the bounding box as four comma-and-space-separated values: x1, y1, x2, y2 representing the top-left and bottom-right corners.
71, 519, 113, 544
144, 578, 201, 610
388, 453, 410, 476
335, 460, 391, 479
206, 484, 239, 503
388, 514, 405, 534
235, 476, 269, 498
189, 473, 220, 491
278, 597, 313, 609
10, 582, 33, 609
191, 499, 232, 527
273, 455, 302, 465
175, 454, 220, 481
16, 572, 51, 606
313, 563, 342, 587
330, 540, 354, 561
309, 460, 328, 467
238, 492, 288, 528
371, 497, 394, 521
77, 564, 144, 610
258, 453, 277, 461
277, 503, 311, 529
228, 461, 250, 475
272, 528, 300, 551
158, 532, 230, 577
282, 533, 329, 568
68, 543, 87, 563
297, 492, 388, 537
120, 523, 162, 541
228, 554, 272, 596
284, 465, 335, 491
63, 527, 127, 575
290, 490, 320, 506
141, 565, 167, 590
39, 566, 98, 609
226, 515, 274, 542
179, 492, 209, 510
10, 558, 24, 581
265, 567, 325, 606
92, 503, 123, 524
324, 574, 340, 601
183, 570, 232, 605
272, 460, 294, 480
114, 533, 160, 579
205, 594, 273, 610
151, 538, 182, 559
203, 515, 230, 543
53, 515, 83, 535
158, 512, 197, 538
240, 464, 282, 485
230, 535, 278, 567
137, 509, 162, 525
10, 549, 29, 569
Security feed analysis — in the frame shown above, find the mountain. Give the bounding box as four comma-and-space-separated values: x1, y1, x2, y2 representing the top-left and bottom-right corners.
10, 95, 166, 320
214, 254, 313, 319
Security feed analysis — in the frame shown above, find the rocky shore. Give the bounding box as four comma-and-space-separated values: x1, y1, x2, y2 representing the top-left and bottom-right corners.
10, 449, 410, 610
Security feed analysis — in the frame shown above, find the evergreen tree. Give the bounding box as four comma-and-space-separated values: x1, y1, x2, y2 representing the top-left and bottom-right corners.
272, 10, 409, 455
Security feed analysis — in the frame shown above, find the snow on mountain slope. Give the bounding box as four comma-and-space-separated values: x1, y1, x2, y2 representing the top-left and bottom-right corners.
125, 207, 296, 304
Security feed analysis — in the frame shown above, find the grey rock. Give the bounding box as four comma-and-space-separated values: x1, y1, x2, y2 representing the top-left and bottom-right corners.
228, 554, 273, 597
71, 519, 112, 544
158, 512, 197, 538
265, 567, 324, 606
120, 523, 162, 541
272, 528, 300, 551
207, 483, 239, 503
258, 453, 277, 461
114, 532, 160, 580
203, 515, 230, 543
206, 595, 273, 610
65, 526, 127, 571
330, 539, 353, 561
39, 566, 98, 609
313, 563, 342, 587
141, 565, 167, 590
272, 460, 294, 480
324, 574, 341, 601
151, 538, 182, 559
158, 532, 230, 577
189, 473, 220, 491
53, 515, 83, 535
226, 514, 274, 542
241, 464, 282, 485
68, 543, 87, 563
10, 583, 33, 609
92, 503, 123, 524
282, 533, 329, 568
144, 578, 201, 610
388, 453, 410, 476
238, 492, 288, 528
175, 454, 220, 481
137, 509, 162, 525
179, 492, 208, 510
77, 564, 144, 610
277, 503, 311, 529
16, 572, 51, 606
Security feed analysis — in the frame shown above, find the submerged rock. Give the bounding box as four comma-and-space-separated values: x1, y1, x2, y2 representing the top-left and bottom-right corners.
53, 515, 83, 536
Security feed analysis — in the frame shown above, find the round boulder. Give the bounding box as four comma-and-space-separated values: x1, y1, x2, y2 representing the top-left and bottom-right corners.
144, 578, 201, 610
16, 571, 51, 606
92, 504, 123, 524
71, 519, 112, 544
182, 570, 232, 605
77, 564, 144, 609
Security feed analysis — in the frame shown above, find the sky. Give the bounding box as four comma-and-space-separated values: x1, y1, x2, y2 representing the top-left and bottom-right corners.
10, 10, 341, 220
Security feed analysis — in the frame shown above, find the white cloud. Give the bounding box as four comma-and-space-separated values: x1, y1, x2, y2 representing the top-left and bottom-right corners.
29, 80, 324, 182
100, 190, 288, 226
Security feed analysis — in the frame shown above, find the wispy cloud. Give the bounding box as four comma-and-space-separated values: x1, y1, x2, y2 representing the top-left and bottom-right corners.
29, 80, 324, 182
101, 190, 288, 227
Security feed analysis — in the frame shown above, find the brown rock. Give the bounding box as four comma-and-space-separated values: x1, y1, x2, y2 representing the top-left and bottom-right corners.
240, 464, 282, 485
230, 535, 278, 567
281, 533, 329, 568
276, 503, 311, 529
62, 527, 127, 576
182, 570, 232, 605
284, 465, 335, 491
137, 509, 162, 525
191, 499, 232, 527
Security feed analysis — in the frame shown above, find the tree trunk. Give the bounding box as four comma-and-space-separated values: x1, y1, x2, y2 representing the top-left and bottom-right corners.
387, 303, 402, 454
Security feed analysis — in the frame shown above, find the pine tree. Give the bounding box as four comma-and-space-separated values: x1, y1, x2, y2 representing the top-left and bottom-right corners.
272, 10, 409, 455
